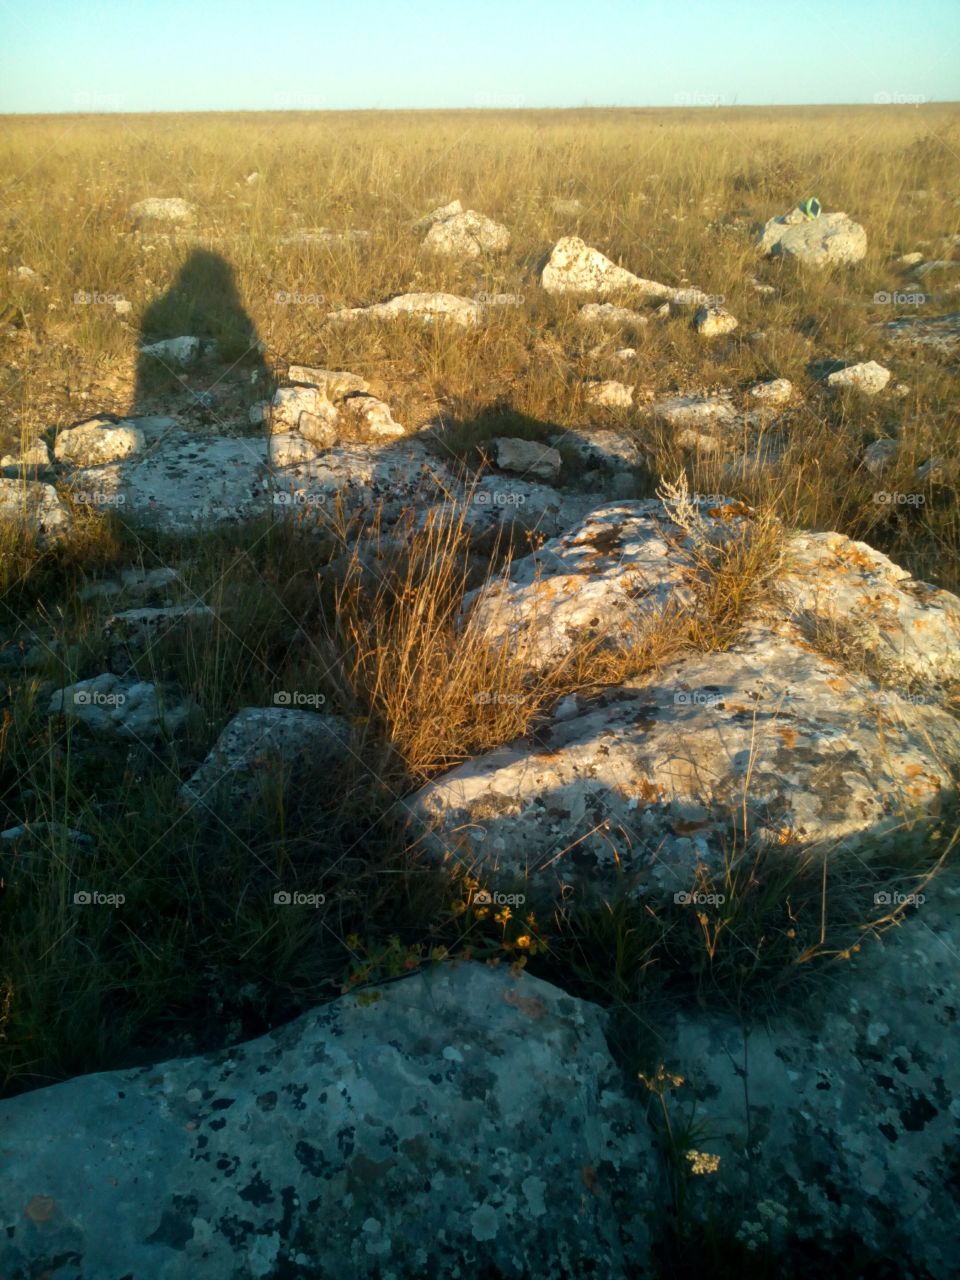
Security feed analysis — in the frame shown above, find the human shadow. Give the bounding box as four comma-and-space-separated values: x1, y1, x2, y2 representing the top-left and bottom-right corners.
133, 249, 273, 425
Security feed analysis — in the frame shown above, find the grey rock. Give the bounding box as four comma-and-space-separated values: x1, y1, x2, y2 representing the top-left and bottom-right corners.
757, 208, 867, 266
550, 427, 644, 473
693, 305, 739, 337
286, 366, 370, 399
585, 380, 634, 408
578, 302, 649, 328
54, 420, 145, 466
422, 209, 510, 258
49, 674, 194, 741
0, 477, 70, 538
0, 963, 654, 1279
139, 335, 202, 365
327, 292, 481, 327
103, 605, 215, 654
490, 437, 562, 482
825, 360, 891, 395
130, 197, 196, 226
181, 706, 350, 811
271, 384, 339, 446
862, 438, 899, 475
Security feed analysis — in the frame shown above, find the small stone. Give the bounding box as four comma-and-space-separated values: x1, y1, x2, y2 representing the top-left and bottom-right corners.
54, 421, 144, 466
140, 335, 201, 365
0, 478, 70, 538
578, 302, 649, 328
898, 252, 924, 267
113, 299, 132, 316
130, 197, 196, 227
862, 439, 899, 475
422, 209, 510, 259
49, 674, 194, 741
748, 378, 794, 405
271, 385, 339, 447
585, 380, 634, 409
694, 305, 739, 337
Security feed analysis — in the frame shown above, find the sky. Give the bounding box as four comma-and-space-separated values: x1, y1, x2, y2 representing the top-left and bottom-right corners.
0, 0, 958, 113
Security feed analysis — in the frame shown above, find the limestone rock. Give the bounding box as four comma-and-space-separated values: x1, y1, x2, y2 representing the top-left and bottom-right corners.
0, 477, 70, 538
412, 198, 462, 229
268, 432, 321, 467
541, 236, 704, 304
139, 335, 202, 365
578, 302, 649, 328
825, 360, 891, 395
490, 437, 562, 482
694, 305, 739, 337
0, 963, 653, 1279
881, 312, 960, 353
103, 605, 215, 654
652, 395, 736, 430
862, 438, 899, 474
585, 380, 634, 408
54, 420, 145, 466
129, 196, 195, 226
339, 393, 405, 438
549, 427, 644, 473
0, 441, 52, 471
286, 366, 370, 399
422, 209, 510, 258
181, 706, 351, 810
757, 208, 867, 266
327, 292, 481, 327
271, 385, 339, 447
747, 377, 794, 405
49, 674, 194, 741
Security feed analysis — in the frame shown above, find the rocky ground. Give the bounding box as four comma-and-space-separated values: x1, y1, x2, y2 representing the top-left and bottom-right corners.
2, 110, 960, 1278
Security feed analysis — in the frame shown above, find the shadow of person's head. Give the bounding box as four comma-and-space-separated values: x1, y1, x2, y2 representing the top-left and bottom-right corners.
135, 249, 272, 414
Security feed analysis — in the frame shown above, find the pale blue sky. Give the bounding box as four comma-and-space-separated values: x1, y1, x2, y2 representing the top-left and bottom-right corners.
1, 0, 958, 112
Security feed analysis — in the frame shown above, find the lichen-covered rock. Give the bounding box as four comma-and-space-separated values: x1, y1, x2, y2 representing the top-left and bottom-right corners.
0, 477, 70, 538
490, 437, 562, 482
181, 707, 351, 810
339, 393, 405, 438
69, 430, 268, 531
0, 963, 655, 1279
651, 394, 737, 451
550, 427, 645, 473
103, 605, 215, 654
882, 312, 960, 353
327, 292, 481, 327
541, 236, 704, 304
777, 530, 960, 689
747, 377, 794, 405
140, 335, 203, 365
54, 420, 145, 466
48, 674, 194, 741
757, 208, 867, 266
459, 477, 603, 549
422, 208, 510, 258
411, 625, 960, 910
862, 438, 899, 474
667, 870, 960, 1279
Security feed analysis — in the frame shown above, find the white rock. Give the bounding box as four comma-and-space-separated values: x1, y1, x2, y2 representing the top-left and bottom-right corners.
825, 360, 891, 395
422, 209, 510, 259
286, 366, 370, 399
1, 441, 52, 470
15, 265, 35, 279
747, 378, 794, 405
140, 335, 201, 365
652, 395, 735, 429
327, 292, 481, 327
757, 209, 866, 266
269, 433, 321, 467
490, 438, 562, 482
0, 478, 70, 537
113, 298, 132, 316
898, 252, 924, 267
578, 302, 649, 328
541, 237, 704, 305
614, 348, 637, 361
413, 199, 462, 230
271, 385, 339, 446
130, 197, 195, 226
54, 421, 145, 466
585, 381, 634, 408
694, 306, 739, 337
340, 394, 405, 438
